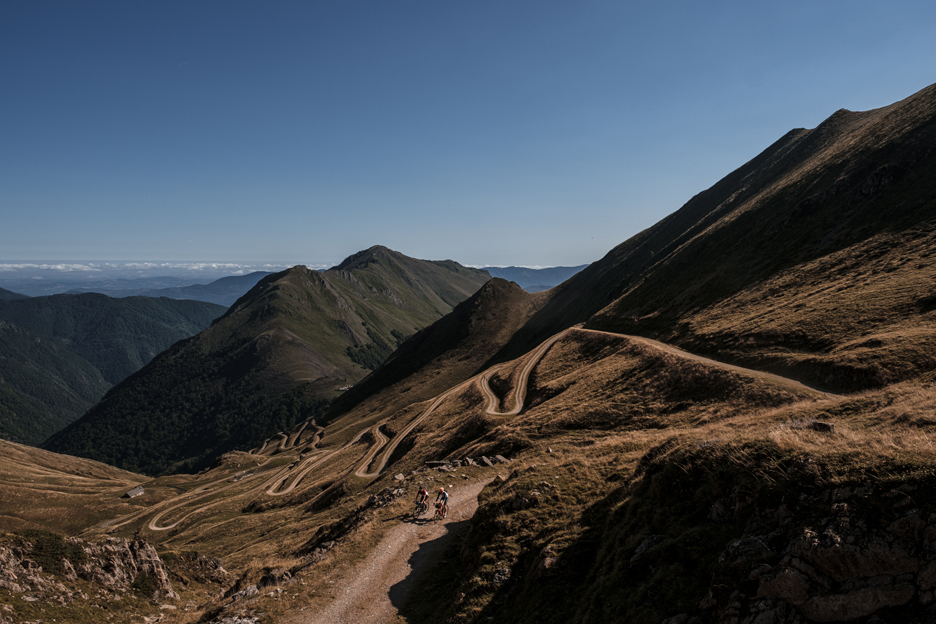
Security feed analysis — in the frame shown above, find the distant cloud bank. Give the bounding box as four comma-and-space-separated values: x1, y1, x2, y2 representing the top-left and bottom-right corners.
0, 261, 330, 275
0, 263, 104, 272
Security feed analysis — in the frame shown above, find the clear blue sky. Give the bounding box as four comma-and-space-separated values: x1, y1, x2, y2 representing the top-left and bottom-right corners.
2, 0, 934, 269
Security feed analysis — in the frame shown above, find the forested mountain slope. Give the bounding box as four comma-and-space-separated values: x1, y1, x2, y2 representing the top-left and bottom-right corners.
0, 294, 225, 446
0, 293, 227, 385
0, 320, 110, 445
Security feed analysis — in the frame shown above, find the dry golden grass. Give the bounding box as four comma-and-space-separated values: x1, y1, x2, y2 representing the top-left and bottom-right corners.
4, 285, 935, 623
677, 227, 936, 392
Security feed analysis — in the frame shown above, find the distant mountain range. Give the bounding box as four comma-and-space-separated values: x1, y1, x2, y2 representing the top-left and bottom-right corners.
61, 271, 273, 307
0, 265, 586, 302
480, 265, 588, 292
45, 247, 490, 474
0, 294, 225, 445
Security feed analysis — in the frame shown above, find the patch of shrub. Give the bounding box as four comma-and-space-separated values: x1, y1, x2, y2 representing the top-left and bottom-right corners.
16, 529, 86, 575
130, 572, 160, 598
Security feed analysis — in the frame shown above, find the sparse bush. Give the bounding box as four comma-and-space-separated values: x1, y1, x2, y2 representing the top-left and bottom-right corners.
130, 572, 160, 598
16, 529, 86, 575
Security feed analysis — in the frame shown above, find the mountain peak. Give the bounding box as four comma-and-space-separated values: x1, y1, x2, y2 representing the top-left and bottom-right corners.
332, 245, 396, 272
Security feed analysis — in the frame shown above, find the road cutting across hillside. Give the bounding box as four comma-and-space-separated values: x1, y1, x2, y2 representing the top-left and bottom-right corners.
582, 328, 836, 399
354, 328, 570, 478
107, 325, 832, 535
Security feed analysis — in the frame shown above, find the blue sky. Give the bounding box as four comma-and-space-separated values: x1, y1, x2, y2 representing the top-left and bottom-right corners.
2, 1, 935, 269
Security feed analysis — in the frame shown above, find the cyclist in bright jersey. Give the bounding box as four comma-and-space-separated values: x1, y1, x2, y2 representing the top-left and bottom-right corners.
436, 487, 449, 518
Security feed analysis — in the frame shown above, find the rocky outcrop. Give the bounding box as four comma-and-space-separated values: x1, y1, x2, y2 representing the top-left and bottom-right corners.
78, 536, 179, 602
695, 484, 936, 623
0, 533, 178, 606
0, 536, 75, 604
165, 550, 229, 587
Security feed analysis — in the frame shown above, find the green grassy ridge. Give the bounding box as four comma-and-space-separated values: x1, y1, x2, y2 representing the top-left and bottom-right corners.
0, 292, 227, 385
45, 249, 489, 474
326, 277, 541, 426
0, 320, 111, 445
207, 249, 489, 381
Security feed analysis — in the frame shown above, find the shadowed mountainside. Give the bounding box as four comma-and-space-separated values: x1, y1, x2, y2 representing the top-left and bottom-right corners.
44, 247, 489, 475
0, 320, 111, 445
0, 293, 227, 385
481, 82, 936, 393
0, 294, 225, 446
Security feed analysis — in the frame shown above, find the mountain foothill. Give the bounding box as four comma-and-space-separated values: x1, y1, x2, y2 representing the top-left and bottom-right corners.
2, 82, 936, 624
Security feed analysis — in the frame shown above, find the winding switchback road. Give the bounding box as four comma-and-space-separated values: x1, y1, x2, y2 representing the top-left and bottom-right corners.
107, 326, 831, 534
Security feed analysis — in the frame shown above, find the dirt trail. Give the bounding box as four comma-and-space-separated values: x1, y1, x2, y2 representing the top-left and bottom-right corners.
579, 329, 837, 398
290, 479, 490, 624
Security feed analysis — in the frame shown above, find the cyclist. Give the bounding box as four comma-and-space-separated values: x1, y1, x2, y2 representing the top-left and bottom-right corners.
414, 486, 429, 514
435, 487, 449, 519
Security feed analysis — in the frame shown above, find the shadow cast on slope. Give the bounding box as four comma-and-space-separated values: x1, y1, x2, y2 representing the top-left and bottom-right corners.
389, 518, 471, 623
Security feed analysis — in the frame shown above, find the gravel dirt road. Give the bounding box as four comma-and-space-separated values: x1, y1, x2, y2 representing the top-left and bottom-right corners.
289, 479, 490, 624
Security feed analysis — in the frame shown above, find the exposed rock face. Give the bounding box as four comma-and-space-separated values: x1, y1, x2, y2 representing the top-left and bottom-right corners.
77, 537, 179, 602
700, 485, 936, 623
0, 537, 73, 601
0, 534, 178, 606
166, 550, 229, 587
